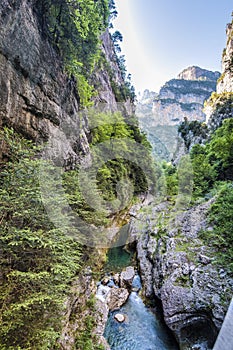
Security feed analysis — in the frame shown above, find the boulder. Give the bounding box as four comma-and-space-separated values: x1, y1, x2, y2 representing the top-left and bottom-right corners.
114, 313, 125, 323
120, 266, 135, 289
107, 287, 129, 311
96, 285, 111, 303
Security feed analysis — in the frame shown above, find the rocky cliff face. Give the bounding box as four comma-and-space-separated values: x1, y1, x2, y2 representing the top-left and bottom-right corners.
178, 66, 220, 82
0, 0, 128, 168
129, 200, 233, 350
138, 66, 219, 127
0, 0, 83, 167
217, 22, 233, 94
204, 19, 233, 130
136, 67, 219, 160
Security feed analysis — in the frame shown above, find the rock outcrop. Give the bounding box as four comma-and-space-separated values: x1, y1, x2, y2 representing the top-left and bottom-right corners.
0, 0, 130, 168
136, 67, 219, 160
204, 19, 233, 130
128, 200, 233, 350
0, 0, 85, 167
217, 22, 233, 94
120, 266, 135, 289
178, 66, 220, 82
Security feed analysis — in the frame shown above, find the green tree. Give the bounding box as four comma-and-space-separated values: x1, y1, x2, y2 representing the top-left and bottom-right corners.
35, 0, 110, 106
208, 118, 233, 180
0, 128, 82, 349
190, 144, 217, 198
200, 183, 233, 274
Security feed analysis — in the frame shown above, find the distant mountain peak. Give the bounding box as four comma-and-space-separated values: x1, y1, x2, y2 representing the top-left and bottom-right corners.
177, 66, 220, 82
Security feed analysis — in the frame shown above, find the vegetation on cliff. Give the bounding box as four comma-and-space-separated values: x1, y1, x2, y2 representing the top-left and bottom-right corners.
35, 0, 109, 106
0, 1, 154, 348
166, 117, 233, 274
0, 128, 83, 348
34, 0, 135, 106
0, 120, 153, 348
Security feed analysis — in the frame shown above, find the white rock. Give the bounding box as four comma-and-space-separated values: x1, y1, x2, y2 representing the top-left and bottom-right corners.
114, 313, 125, 323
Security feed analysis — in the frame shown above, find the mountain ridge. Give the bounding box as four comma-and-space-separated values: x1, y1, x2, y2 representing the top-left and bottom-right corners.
136, 65, 219, 160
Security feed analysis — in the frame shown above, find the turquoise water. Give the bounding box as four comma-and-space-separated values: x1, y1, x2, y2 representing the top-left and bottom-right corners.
104, 246, 134, 273
104, 280, 178, 350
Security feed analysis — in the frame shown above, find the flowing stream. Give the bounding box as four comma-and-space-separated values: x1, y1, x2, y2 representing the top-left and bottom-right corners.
103, 250, 179, 350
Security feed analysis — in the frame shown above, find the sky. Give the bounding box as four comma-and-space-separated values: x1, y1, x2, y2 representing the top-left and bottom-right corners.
112, 0, 233, 94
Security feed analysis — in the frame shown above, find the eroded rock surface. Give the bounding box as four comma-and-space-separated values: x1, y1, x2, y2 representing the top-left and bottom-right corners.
120, 266, 135, 289
0, 0, 131, 168
129, 199, 233, 350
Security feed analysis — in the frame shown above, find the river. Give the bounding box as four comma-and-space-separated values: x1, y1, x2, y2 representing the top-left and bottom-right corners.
103, 260, 179, 350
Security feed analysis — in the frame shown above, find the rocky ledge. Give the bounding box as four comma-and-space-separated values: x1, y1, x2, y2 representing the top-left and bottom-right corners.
128, 200, 233, 350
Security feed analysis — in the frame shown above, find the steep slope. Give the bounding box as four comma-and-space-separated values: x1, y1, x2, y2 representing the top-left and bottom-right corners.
137, 66, 219, 160
204, 20, 233, 131
129, 197, 233, 350
0, 0, 132, 168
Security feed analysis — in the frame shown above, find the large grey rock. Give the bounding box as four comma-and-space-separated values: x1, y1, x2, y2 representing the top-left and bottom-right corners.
204, 21, 233, 130
0, 1, 132, 169
106, 287, 129, 311
96, 284, 111, 303
129, 199, 233, 350
120, 266, 135, 289
216, 23, 233, 94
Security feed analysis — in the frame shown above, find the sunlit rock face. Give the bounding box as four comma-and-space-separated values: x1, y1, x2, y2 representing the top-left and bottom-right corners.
177, 66, 220, 82
151, 66, 220, 126
0, 0, 130, 168
204, 20, 233, 130
217, 22, 233, 94
136, 67, 219, 160
129, 199, 233, 350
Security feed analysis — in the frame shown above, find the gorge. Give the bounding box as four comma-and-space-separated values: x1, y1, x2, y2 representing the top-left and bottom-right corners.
0, 1, 233, 350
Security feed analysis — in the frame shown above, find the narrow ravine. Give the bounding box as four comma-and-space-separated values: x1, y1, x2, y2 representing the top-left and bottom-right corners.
102, 247, 179, 350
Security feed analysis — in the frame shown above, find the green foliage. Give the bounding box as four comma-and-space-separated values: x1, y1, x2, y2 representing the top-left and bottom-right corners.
200, 183, 233, 274
0, 128, 83, 349
162, 162, 178, 196
178, 119, 208, 150
207, 118, 233, 180
36, 0, 136, 106
36, 0, 109, 107
190, 144, 217, 198
62, 169, 109, 226
170, 118, 233, 201
111, 30, 123, 53
105, 54, 136, 102
65, 61, 96, 107
75, 315, 105, 350
188, 118, 233, 198
87, 110, 156, 205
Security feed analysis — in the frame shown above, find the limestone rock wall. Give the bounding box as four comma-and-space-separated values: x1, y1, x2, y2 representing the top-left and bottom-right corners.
0, 0, 129, 168
217, 22, 233, 94
204, 19, 233, 129
129, 200, 233, 350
